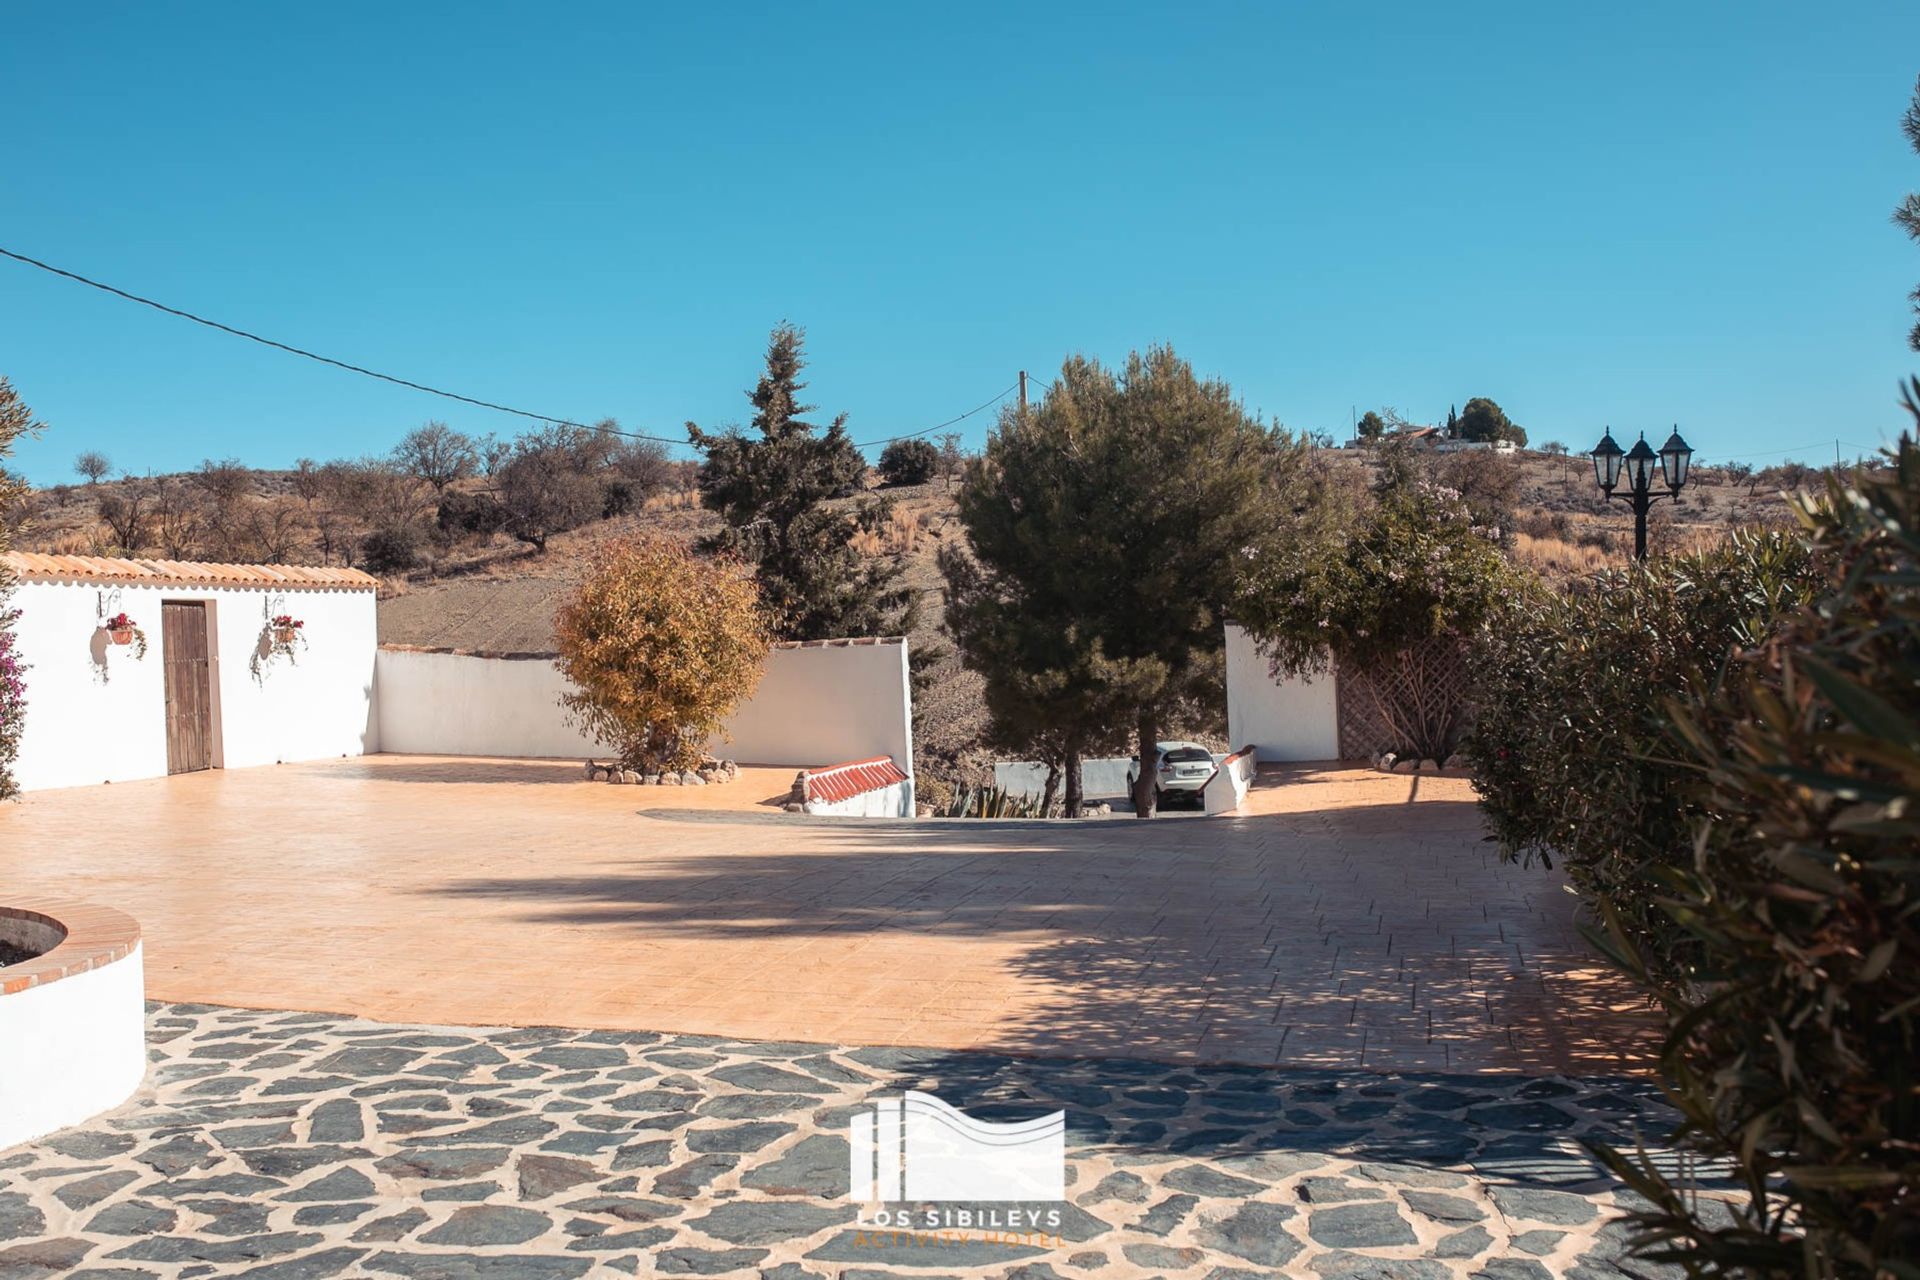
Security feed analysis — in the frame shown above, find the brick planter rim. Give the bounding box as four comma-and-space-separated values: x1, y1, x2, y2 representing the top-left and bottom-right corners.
0, 897, 142, 997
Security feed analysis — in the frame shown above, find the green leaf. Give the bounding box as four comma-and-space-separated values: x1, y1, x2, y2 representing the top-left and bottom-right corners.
1798, 653, 1920, 748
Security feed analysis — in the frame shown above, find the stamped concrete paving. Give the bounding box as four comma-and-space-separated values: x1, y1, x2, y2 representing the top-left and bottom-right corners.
0, 756, 1657, 1074
0, 1002, 1694, 1279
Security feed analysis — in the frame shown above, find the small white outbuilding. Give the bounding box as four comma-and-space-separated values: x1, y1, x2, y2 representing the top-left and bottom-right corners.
3, 553, 379, 791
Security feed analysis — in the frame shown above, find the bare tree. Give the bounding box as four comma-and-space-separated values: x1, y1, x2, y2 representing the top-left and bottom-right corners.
241, 501, 308, 562
74, 451, 112, 484
97, 480, 152, 553
190, 458, 254, 557
476, 432, 512, 478
151, 480, 205, 559
192, 457, 253, 506
393, 421, 478, 492
936, 431, 967, 490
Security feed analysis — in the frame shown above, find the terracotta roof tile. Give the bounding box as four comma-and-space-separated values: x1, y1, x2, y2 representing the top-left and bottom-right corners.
770, 636, 905, 650
3, 552, 377, 591
804, 756, 909, 805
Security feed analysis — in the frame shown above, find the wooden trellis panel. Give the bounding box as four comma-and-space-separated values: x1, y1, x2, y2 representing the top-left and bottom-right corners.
1335, 647, 1475, 762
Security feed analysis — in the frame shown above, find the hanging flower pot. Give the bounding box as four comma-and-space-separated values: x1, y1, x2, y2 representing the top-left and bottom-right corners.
100, 612, 147, 656
251, 613, 307, 681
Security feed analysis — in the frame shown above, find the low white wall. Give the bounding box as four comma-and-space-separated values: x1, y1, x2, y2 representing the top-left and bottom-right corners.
806, 780, 912, 818
1224, 623, 1341, 762
1203, 747, 1257, 815
993, 757, 1135, 800
11, 579, 379, 792
375, 638, 913, 771
0, 943, 147, 1151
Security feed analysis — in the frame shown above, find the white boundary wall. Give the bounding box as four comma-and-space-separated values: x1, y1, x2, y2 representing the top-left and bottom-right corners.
0, 943, 147, 1150
1202, 747, 1258, 814
993, 757, 1135, 800
806, 780, 912, 818
1224, 623, 1341, 762
374, 638, 912, 771
11, 580, 379, 792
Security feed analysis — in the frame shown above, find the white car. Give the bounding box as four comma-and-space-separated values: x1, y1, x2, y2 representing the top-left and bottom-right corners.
1127, 741, 1217, 807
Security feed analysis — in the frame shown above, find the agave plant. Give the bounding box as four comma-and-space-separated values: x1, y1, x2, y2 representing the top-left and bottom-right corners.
938, 784, 1056, 819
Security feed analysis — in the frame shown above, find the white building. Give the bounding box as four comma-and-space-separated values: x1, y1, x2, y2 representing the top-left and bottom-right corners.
3, 553, 916, 814
4, 554, 380, 791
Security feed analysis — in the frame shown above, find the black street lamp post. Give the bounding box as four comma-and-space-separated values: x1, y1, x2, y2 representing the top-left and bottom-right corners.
1589, 426, 1693, 561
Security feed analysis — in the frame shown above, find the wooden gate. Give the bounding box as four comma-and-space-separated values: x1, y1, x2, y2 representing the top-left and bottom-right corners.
161, 601, 214, 774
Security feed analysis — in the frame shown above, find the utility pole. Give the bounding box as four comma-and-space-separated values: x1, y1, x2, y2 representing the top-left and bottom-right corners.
1018, 370, 1028, 426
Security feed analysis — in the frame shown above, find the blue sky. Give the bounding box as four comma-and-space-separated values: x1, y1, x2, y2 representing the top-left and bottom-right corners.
3, 2, 1917, 485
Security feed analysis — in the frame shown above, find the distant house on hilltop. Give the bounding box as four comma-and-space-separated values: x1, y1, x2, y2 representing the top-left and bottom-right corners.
1346, 422, 1518, 454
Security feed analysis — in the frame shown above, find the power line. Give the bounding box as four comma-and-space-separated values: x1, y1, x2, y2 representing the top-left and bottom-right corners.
0, 244, 694, 445
1710, 439, 1849, 461
0, 244, 1027, 457
852, 383, 1018, 448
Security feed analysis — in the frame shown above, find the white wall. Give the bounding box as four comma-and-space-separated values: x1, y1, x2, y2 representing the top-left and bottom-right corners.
1224, 623, 1341, 762
11, 580, 379, 792
372, 647, 594, 760
1202, 747, 1257, 815
805, 780, 913, 818
993, 757, 1135, 800
0, 943, 146, 1151
375, 638, 913, 771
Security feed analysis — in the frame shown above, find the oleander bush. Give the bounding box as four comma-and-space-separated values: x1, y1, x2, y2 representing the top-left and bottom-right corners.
1599, 417, 1920, 1276
0, 376, 41, 802
1464, 526, 1819, 988
1237, 474, 1514, 763
554, 536, 771, 773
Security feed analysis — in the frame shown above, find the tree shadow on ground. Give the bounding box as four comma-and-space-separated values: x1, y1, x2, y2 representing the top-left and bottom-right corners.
420, 799, 1658, 1077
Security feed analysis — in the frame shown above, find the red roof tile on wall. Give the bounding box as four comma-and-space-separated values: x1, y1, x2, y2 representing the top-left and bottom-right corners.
4, 553, 377, 591
805, 756, 909, 805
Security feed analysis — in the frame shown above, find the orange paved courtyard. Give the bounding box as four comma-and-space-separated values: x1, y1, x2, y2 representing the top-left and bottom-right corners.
0, 756, 1658, 1074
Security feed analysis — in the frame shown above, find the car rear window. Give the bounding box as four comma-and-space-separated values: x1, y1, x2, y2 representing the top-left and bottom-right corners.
1164, 747, 1212, 765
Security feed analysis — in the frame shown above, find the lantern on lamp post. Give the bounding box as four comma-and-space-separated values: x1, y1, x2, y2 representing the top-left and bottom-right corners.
1589, 426, 1693, 561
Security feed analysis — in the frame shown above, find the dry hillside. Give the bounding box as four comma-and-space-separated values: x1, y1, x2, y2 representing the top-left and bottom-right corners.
14, 447, 1802, 784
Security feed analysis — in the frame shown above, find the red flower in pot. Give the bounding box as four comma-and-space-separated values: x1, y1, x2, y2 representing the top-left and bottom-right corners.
103, 612, 138, 645
271, 614, 305, 645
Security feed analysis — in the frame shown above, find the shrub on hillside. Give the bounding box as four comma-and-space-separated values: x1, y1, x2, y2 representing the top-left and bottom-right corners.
877, 438, 939, 486
357, 524, 421, 575
1463, 527, 1818, 986
1599, 422, 1920, 1275
554, 537, 771, 772
436, 490, 508, 542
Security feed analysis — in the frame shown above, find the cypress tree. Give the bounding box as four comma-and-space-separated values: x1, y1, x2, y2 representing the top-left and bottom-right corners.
689, 325, 913, 640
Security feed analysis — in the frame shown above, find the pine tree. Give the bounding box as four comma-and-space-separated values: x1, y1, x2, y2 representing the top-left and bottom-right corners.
689, 325, 913, 640
947, 348, 1292, 817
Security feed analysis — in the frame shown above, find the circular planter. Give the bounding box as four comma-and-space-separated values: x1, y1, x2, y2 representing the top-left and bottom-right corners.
273, 626, 300, 645
108, 628, 134, 646
0, 898, 146, 1151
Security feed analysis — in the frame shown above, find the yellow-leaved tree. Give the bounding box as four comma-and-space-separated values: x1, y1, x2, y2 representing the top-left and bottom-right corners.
554, 537, 771, 772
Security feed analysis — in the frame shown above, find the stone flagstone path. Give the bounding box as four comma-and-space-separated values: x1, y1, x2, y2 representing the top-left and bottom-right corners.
0, 1002, 1700, 1279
